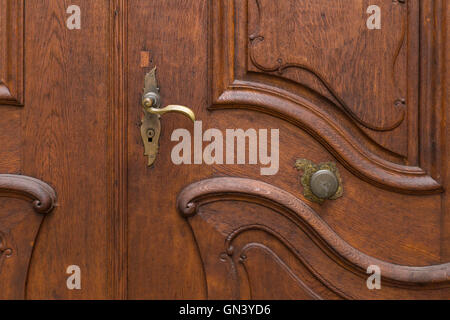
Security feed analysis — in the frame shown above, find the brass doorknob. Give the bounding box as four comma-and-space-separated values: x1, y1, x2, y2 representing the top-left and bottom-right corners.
310, 169, 339, 199
295, 159, 343, 204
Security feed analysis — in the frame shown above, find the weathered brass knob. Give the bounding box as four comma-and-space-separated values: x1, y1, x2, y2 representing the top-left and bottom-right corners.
295, 159, 343, 204
310, 169, 339, 199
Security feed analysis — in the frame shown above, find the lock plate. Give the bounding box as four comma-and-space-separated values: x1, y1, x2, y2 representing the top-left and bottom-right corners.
141, 109, 161, 166
141, 67, 161, 167
140, 67, 196, 166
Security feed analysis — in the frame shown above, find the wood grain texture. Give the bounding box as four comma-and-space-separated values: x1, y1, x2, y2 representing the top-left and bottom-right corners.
209, 0, 441, 194
23, 0, 111, 299
0, 0, 24, 105
0, 107, 21, 173
178, 177, 450, 299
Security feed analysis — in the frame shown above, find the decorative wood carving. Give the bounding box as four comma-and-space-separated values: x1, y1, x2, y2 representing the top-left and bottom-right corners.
0, 0, 24, 105
248, 0, 406, 132
0, 174, 57, 214
210, 0, 442, 194
178, 178, 450, 299
0, 174, 56, 299
238, 243, 326, 299
0, 231, 13, 271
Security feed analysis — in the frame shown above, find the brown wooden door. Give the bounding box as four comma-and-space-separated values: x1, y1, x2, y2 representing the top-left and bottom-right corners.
0, 0, 449, 299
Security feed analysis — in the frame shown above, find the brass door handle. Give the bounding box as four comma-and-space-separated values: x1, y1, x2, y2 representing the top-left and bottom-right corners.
141, 67, 196, 166
142, 92, 195, 122
147, 105, 195, 122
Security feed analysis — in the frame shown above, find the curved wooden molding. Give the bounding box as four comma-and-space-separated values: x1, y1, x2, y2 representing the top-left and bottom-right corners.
213, 89, 442, 194
178, 177, 450, 285
0, 174, 57, 214
239, 242, 325, 299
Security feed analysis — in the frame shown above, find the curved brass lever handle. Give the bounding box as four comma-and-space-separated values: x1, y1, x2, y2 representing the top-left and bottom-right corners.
142, 93, 195, 123
146, 105, 196, 123
140, 67, 196, 166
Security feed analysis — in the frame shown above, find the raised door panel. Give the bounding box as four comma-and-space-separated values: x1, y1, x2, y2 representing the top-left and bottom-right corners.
210, 0, 442, 195
0, 0, 23, 173
247, 0, 409, 136
0, 0, 24, 105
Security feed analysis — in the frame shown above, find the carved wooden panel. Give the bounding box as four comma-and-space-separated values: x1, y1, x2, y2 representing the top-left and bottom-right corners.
210, 0, 442, 194
248, 0, 408, 131
0, 175, 56, 299
0, 0, 24, 105
178, 178, 450, 299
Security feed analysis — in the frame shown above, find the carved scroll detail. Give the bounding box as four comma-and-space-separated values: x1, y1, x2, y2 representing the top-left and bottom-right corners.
0, 231, 13, 273
178, 177, 450, 286
226, 225, 350, 299
239, 243, 325, 300
0, 174, 57, 214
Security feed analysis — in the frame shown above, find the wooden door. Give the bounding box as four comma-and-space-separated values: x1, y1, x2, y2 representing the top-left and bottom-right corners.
0, 0, 449, 299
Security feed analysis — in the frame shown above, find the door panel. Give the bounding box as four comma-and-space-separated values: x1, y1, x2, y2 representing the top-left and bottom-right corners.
23, 0, 112, 299
0, 0, 448, 299
126, 0, 210, 299
0, 0, 113, 299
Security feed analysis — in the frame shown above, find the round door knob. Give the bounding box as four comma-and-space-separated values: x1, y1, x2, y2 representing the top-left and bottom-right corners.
310, 169, 339, 199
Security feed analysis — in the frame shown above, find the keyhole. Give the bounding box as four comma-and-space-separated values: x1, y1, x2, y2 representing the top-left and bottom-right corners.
146, 129, 155, 143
